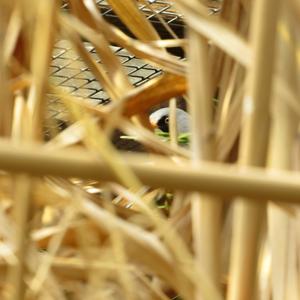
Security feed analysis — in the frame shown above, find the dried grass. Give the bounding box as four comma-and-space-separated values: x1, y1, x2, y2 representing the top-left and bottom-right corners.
0, 0, 299, 299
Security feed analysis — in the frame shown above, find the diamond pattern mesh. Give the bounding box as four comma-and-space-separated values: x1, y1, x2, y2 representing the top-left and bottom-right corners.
48, 0, 183, 121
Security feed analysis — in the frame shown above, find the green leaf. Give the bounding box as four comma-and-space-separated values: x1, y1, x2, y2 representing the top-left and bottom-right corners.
155, 129, 190, 145
178, 133, 190, 145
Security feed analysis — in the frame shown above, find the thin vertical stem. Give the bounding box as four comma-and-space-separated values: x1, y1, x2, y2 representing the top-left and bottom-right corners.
227, 0, 282, 299
267, 6, 299, 300
26, 0, 57, 140
8, 174, 32, 300
6, 93, 32, 300
169, 98, 178, 147
188, 28, 222, 297
0, 2, 13, 136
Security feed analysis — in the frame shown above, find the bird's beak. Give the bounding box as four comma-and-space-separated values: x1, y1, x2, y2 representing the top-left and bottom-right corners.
149, 119, 157, 129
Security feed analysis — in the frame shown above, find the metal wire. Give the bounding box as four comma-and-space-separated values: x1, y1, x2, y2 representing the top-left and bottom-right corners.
49, 1, 182, 119
47, 0, 220, 144
46, 0, 183, 145
49, 41, 162, 115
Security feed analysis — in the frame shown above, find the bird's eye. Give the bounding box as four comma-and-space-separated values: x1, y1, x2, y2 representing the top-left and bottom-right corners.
156, 115, 170, 132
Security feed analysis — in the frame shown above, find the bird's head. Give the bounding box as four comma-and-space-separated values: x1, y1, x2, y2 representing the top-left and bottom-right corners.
149, 107, 190, 135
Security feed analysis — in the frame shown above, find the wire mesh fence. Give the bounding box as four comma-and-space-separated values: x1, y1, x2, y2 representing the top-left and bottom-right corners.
46, 0, 186, 148
47, 1, 184, 138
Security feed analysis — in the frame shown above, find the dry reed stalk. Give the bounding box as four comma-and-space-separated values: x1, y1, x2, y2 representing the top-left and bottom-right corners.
79, 217, 116, 299
215, 45, 247, 155
2, 139, 300, 202
0, 2, 13, 137
169, 201, 192, 249
0, 203, 15, 262
213, 0, 249, 136
215, 64, 239, 136
209, 0, 228, 99
1, 258, 170, 299
48, 75, 187, 153
216, 76, 300, 162
148, 39, 187, 48
106, 0, 160, 41
61, 14, 185, 75
51, 78, 243, 164
26, 0, 57, 140
142, 0, 186, 154
45, 110, 189, 158
267, 5, 300, 300
50, 93, 205, 294
215, 76, 244, 161
32, 180, 70, 206
29, 205, 77, 295
75, 194, 191, 296
61, 24, 120, 101
61, 8, 186, 132
216, 0, 240, 104
142, 0, 180, 40
25, 246, 68, 300
5, 2, 58, 298
216, 1, 250, 161
274, 77, 300, 118
66, 100, 142, 191
188, 31, 214, 161
133, 270, 170, 300
69, 0, 133, 96
32, 218, 108, 249
106, 184, 222, 300
120, 119, 189, 157
119, 73, 186, 116
107, 184, 195, 296
227, 0, 282, 299
47, 86, 189, 161
62, 2, 142, 135
103, 200, 137, 300
3, 5, 22, 65
188, 27, 222, 297
9, 75, 31, 93
76, 0, 155, 131
33, 178, 155, 299
284, 223, 299, 300
256, 237, 271, 299
6, 93, 32, 300
0, 1, 299, 299
169, 99, 178, 147
175, 0, 251, 68
6, 174, 32, 300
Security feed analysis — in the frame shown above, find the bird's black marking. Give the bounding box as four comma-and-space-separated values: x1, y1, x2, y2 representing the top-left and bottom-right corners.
157, 115, 169, 133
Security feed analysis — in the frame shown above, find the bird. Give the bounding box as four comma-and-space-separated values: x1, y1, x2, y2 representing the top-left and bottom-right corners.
149, 107, 190, 135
